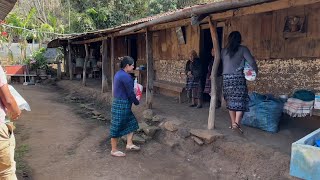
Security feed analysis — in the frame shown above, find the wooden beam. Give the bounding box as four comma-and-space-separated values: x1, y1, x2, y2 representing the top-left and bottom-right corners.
209, 0, 320, 20
82, 44, 89, 86
101, 39, 109, 92
112, 29, 146, 37
72, 36, 108, 45
200, 22, 225, 29
71, 29, 146, 45
207, 18, 221, 130
68, 40, 73, 80
111, 36, 115, 96
149, 19, 190, 31
146, 30, 154, 109
146, 0, 320, 32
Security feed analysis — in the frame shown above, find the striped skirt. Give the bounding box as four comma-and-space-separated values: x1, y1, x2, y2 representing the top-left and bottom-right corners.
110, 98, 139, 138
223, 74, 249, 111
186, 77, 202, 99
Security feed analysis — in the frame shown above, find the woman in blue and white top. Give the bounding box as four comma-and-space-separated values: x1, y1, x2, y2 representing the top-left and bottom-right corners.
110, 56, 140, 157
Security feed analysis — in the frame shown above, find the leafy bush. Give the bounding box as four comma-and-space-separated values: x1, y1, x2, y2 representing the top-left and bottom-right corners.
25, 48, 47, 71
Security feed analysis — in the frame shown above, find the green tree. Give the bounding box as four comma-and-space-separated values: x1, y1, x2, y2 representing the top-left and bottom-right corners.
148, 0, 179, 15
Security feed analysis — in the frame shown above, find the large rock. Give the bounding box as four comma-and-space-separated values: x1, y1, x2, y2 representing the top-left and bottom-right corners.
91, 115, 99, 119
177, 128, 191, 138
163, 117, 183, 132
143, 109, 154, 120
138, 122, 149, 132
97, 116, 106, 121
91, 110, 101, 116
142, 126, 160, 137
152, 115, 165, 122
141, 134, 152, 141
85, 106, 95, 111
191, 136, 204, 145
121, 135, 146, 144
189, 129, 223, 144
164, 121, 178, 132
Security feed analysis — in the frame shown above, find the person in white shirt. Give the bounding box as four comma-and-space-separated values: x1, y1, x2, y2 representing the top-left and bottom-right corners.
0, 65, 21, 180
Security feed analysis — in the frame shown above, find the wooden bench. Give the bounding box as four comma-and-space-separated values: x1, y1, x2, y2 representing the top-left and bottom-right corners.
6, 74, 37, 83
153, 80, 186, 103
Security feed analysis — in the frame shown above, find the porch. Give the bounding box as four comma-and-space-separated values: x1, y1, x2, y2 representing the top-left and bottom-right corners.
57, 79, 317, 154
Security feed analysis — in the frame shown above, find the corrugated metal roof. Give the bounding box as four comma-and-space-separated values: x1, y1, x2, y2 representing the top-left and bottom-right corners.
0, 0, 17, 20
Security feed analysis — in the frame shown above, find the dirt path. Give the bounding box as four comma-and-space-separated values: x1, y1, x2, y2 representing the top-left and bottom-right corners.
14, 85, 215, 180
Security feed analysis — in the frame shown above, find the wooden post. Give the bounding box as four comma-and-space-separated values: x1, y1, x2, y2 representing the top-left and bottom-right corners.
207, 17, 221, 130
83, 44, 89, 86
101, 39, 109, 92
68, 40, 73, 80
111, 36, 115, 97
63, 46, 68, 74
146, 30, 154, 109
57, 61, 62, 80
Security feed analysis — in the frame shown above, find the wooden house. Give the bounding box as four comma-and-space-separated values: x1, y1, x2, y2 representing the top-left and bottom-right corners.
48, 0, 320, 128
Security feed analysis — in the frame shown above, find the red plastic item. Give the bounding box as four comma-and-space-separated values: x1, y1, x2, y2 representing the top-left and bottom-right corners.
136, 85, 142, 99
4, 65, 26, 75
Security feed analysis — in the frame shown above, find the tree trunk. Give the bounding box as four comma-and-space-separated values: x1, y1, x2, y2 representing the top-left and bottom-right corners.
64, 46, 68, 74
82, 44, 89, 86
207, 18, 221, 130
101, 39, 109, 92
146, 30, 154, 109
68, 40, 73, 80
111, 36, 115, 97
57, 61, 62, 80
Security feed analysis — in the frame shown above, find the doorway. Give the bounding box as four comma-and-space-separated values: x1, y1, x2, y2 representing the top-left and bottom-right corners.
200, 27, 223, 102
127, 36, 138, 69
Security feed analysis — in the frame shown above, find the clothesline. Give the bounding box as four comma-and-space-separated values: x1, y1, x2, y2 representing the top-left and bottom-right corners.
0, 23, 81, 36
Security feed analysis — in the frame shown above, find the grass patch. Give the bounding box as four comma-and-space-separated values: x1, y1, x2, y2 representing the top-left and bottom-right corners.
15, 144, 30, 175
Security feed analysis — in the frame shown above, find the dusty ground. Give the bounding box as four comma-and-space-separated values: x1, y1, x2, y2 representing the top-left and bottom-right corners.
12, 81, 304, 180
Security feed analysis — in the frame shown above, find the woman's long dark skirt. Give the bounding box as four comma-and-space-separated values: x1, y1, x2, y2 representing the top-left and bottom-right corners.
110, 98, 139, 138
223, 74, 249, 112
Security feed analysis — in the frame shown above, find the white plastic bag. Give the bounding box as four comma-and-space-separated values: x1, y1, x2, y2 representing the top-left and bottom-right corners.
8, 85, 31, 111
134, 81, 143, 100
243, 61, 257, 81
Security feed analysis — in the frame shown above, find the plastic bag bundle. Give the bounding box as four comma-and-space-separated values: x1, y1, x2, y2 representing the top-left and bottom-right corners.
243, 61, 257, 81
134, 81, 143, 100
8, 85, 31, 111
242, 92, 283, 133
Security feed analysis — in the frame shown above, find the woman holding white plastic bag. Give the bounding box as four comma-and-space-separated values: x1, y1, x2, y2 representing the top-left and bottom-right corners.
110, 56, 141, 157
221, 31, 258, 133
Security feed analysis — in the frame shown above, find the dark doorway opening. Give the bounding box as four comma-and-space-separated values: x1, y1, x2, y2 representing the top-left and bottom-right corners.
200, 27, 223, 102
127, 36, 138, 69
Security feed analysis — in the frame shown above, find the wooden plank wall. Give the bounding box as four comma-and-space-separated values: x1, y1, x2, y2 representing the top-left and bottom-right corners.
153, 25, 200, 84
114, 36, 127, 72
225, 3, 320, 59
113, 34, 146, 67
224, 3, 320, 94
137, 33, 146, 66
